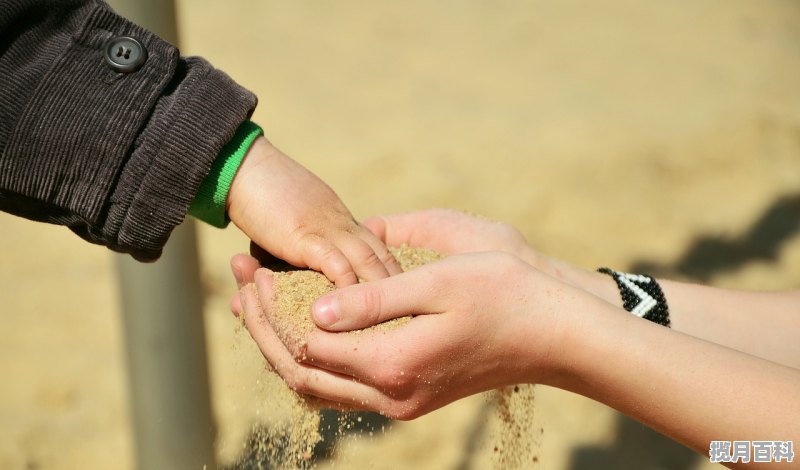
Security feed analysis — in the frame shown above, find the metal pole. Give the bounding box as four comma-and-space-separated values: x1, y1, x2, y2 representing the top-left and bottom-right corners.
108, 1, 217, 468
109, 0, 181, 45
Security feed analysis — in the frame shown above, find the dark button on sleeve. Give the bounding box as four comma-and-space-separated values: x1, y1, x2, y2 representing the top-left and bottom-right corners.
104, 36, 147, 73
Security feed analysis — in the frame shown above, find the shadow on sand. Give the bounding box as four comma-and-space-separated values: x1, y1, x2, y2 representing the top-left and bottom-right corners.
568, 192, 800, 470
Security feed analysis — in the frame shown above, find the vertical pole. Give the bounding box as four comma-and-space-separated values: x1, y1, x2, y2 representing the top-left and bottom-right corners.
108, 1, 217, 468
116, 222, 216, 470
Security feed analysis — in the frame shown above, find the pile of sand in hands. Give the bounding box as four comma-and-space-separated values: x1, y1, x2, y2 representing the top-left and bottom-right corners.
242, 245, 539, 469
265, 245, 444, 355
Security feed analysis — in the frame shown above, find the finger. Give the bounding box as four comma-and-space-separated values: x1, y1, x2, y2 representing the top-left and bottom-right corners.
240, 280, 307, 375
301, 325, 409, 381
252, 267, 307, 356
334, 235, 392, 282
231, 253, 261, 288
359, 226, 403, 276
230, 254, 260, 317
367, 209, 501, 255
302, 320, 444, 413
363, 210, 445, 251
230, 292, 243, 317
249, 241, 299, 272
311, 266, 443, 331
240, 283, 388, 409
362, 215, 393, 245
299, 394, 360, 413
301, 235, 359, 287
239, 282, 286, 373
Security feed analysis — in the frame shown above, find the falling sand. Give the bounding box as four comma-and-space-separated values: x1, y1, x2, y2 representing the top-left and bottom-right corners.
237, 245, 539, 468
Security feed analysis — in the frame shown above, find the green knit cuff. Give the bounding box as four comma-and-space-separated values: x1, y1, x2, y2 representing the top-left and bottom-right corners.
189, 121, 263, 228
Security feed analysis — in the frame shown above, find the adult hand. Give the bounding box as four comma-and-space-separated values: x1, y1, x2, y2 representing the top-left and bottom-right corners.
363, 208, 531, 258
237, 252, 571, 419
227, 137, 402, 286
362, 209, 618, 302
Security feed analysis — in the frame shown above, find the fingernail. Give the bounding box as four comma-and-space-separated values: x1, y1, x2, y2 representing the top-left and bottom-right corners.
313, 296, 339, 327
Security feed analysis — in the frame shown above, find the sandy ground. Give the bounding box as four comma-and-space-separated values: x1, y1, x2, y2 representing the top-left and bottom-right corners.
2, 1, 800, 468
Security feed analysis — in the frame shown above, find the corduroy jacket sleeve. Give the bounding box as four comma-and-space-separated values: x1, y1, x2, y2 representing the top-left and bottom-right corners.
0, 0, 257, 261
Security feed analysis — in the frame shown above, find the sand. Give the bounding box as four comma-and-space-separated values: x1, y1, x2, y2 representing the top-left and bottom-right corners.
493, 385, 540, 469
266, 245, 443, 354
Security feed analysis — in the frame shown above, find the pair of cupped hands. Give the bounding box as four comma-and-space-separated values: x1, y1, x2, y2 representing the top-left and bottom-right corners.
226, 138, 573, 420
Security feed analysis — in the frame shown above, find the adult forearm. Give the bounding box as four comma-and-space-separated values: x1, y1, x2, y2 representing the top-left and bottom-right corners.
547, 296, 800, 466
660, 282, 800, 368
523, 246, 800, 368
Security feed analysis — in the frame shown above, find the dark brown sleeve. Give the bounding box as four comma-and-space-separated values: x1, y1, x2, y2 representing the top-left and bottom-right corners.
0, 0, 257, 261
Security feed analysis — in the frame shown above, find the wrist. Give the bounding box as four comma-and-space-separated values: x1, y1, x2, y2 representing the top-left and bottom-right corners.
522, 246, 621, 306
512, 270, 592, 387
189, 121, 263, 228
539, 289, 626, 391
226, 135, 273, 222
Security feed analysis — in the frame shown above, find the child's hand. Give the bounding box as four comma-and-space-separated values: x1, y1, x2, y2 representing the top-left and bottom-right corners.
226, 137, 402, 286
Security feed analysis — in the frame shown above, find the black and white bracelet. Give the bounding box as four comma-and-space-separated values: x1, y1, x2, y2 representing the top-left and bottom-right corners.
597, 268, 671, 327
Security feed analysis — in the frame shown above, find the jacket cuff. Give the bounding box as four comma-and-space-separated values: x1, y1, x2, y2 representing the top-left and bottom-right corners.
188, 121, 263, 228
105, 53, 257, 261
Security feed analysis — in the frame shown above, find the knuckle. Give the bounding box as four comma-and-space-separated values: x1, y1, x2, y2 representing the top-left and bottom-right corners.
358, 288, 384, 325
373, 366, 397, 389
304, 235, 334, 260
305, 238, 354, 280
360, 249, 382, 268
373, 364, 413, 392
378, 248, 400, 269
395, 374, 414, 392
345, 238, 387, 274
423, 268, 450, 300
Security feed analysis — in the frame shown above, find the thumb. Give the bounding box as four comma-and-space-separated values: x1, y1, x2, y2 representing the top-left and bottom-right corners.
311, 267, 441, 331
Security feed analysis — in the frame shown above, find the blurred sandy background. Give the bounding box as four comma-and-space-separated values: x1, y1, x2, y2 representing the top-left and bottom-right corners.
2, 0, 799, 468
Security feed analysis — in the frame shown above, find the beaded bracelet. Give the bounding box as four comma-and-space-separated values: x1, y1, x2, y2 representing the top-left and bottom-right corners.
597, 268, 671, 327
